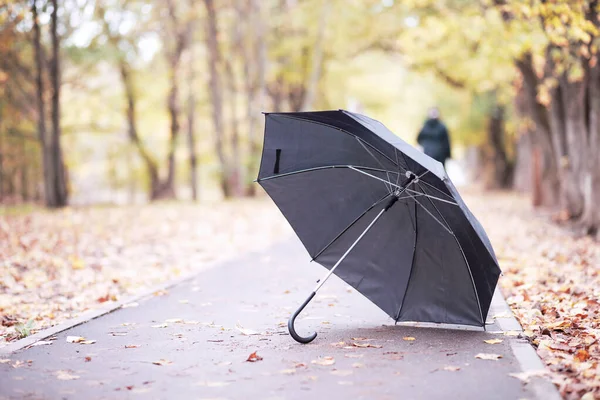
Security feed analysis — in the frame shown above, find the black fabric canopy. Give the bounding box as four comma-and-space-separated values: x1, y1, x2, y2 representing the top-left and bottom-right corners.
257, 110, 501, 332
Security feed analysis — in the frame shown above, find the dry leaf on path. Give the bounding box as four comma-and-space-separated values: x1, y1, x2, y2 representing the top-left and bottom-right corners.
344, 354, 363, 359
443, 366, 461, 372
55, 370, 79, 380
509, 370, 549, 383
280, 369, 296, 375
311, 356, 335, 366
246, 351, 263, 362
165, 318, 183, 324
352, 342, 382, 348
66, 336, 85, 343
0, 359, 11, 364
30, 340, 53, 347
331, 370, 353, 377
484, 339, 503, 344
125, 345, 140, 349
403, 336, 416, 341
152, 359, 173, 366
236, 323, 260, 336
151, 324, 168, 328
475, 353, 502, 360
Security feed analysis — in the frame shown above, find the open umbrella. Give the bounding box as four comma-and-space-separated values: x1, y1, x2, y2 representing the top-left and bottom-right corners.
256, 110, 501, 344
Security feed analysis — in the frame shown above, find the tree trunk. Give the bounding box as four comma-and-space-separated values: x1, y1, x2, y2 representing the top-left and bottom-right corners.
516, 55, 560, 207
202, 0, 231, 197
484, 103, 513, 189
223, 57, 243, 197
187, 42, 198, 201
244, 0, 266, 196
32, 0, 54, 207
300, 0, 331, 111
560, 78, 587, 218
580, 61, 600, 235
118, 62, 161, 199
49, 0, 68, 207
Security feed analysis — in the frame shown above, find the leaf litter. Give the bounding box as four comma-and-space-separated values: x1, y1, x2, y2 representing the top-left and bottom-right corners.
0, 200, 291, 344
468, 190, 600, 399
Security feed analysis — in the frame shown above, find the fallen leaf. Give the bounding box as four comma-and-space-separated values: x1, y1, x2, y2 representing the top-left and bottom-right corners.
246, 351, 263, 362
344, 354, 363, 359
484, 339, 503, 345
475, 353, 502, 360
165, 318, 183, 324
66, 336, 85, 343
443, 366, 461, 372
352, 342, 382, 348
151, 323, 168, 328
153, 290, 168, 297
351, 337, 372, 341
280, 369, 296, 375
403, 337, 416, 341
30, 340, 53, 347
0, 359, 11, 364
236, 323, 260, 336
574, 349, 590, 362
295, 362, 307, 368
55, 370, 79, 380
331, 370, 353, 376
125, 345, 140, 349
80, 340, 96, 345
503, 331, 520, 337
509, 370, 549, 383
84, 357, 92, 362
311, 356, 335, 366
152, 359, 173, 366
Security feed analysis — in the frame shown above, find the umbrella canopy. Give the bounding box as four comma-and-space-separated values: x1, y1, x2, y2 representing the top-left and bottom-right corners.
256, 110, 501, 342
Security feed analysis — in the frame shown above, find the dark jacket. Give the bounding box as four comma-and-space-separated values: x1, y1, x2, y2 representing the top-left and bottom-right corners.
417, 118, 451, 164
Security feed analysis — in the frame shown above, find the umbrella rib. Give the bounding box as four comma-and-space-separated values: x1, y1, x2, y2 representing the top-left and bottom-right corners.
416, 182, 485, 326
311, 192, 392, 261
407, 195, 453, 235
258, 165, 399, 182
415, 179, 456, 201
349, 167, 458, 206
404, 188, 458, 206
355, 137, 395, 193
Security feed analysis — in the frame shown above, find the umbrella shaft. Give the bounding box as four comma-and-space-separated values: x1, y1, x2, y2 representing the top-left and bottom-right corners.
313, 206, 387, 293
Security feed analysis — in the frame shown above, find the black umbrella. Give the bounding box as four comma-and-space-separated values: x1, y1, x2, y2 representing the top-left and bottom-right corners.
256, 110, 501, 344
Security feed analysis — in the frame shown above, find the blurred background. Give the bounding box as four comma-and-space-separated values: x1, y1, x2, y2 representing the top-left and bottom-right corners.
1, 0, 599, 234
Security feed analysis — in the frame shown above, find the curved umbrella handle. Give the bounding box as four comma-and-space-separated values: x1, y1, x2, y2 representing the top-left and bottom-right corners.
288, 291, 317, 344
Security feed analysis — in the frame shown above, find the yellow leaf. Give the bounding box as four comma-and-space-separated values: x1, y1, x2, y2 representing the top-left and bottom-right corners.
484, 339, 503, 344
403, 336, 416, 341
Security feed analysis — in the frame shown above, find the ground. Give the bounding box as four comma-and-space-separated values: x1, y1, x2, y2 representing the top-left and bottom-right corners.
0, 190, 599, 399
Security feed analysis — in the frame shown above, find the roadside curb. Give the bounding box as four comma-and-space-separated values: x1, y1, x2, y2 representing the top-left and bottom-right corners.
491, 289, 561, 400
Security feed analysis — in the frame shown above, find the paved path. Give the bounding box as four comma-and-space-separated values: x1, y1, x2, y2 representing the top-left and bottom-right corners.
0, 240, 556, 400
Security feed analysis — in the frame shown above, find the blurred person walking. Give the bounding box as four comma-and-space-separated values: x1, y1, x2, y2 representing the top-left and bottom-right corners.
417, 107, 451, 168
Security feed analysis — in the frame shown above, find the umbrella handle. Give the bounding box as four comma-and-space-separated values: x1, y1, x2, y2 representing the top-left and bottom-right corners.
288, 291, 317, 344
